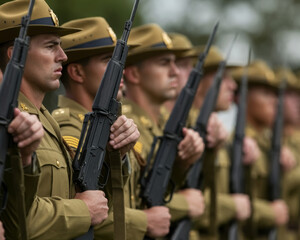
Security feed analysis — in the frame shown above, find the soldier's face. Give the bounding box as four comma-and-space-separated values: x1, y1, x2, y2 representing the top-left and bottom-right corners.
247, 85, 277, 128
22, 34, 67, 93
137, 53, 179, 103
175, 57, 194, 97
216, 70, 237, 111
284, 90, 300, 125
81, 53, 111, 98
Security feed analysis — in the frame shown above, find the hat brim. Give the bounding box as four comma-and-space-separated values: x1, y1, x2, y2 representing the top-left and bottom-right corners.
0, 25, 81, 44
64, 45, 116, 65
125, 47, 187, 66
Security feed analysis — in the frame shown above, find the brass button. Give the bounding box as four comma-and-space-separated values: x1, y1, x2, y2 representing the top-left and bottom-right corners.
56, 160, 60, 167
131, 195, 134, 201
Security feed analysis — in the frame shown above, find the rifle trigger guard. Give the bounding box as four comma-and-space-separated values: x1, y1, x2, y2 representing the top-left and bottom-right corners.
98, 161, 110, 189
163, 179, 175, 204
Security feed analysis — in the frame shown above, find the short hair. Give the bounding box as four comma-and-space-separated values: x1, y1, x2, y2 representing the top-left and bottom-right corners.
0, 41, 14, 73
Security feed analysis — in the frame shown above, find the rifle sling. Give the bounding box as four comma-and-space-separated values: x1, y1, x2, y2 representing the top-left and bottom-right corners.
9, 148, 28, 240
108, 150, 126, 240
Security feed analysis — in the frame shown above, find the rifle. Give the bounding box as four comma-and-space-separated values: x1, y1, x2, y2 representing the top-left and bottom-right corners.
0, 0, 35, 204
72, 1, 140, 239
170, 36, 237, 240
228, 49, 251, 240
139, 22, 219, 240
268, 77, 286, 240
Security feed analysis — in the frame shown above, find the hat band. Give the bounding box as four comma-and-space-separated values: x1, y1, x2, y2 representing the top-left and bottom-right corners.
30, 17, 55, 26
65, 37, 114, 50
151, 42, 167, 48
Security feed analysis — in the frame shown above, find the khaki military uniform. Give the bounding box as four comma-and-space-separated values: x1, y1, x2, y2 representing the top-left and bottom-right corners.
122, 98, 190, 222
17, 93, 91, 240
282, 130, 300, 240
185, 107, 237, 240
52, 95, 148, 240
243, 125, 277, 240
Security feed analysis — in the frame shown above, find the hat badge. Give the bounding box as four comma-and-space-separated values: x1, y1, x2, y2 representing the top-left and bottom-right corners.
162, 32, 173, 49
49, 8, 59, 27
107, 27, 117, 44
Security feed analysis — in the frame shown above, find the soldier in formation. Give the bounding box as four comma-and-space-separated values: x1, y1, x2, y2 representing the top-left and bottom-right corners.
0, 0, 299, 239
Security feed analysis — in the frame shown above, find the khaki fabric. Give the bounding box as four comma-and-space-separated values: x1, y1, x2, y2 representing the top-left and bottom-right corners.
281, 131, 300, 239
16, 93, 91, 240
52, 95, 148, 240
122, 98, 190, 222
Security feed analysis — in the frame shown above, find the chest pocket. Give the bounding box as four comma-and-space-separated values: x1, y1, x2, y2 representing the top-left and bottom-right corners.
36, 149, 70, 199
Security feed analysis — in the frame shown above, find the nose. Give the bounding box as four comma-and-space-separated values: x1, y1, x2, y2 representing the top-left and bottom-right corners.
170, 60, 180, 77
57, 45, 68, 63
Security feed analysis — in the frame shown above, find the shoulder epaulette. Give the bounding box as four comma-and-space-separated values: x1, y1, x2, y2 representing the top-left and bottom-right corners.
52, 108, 70, 123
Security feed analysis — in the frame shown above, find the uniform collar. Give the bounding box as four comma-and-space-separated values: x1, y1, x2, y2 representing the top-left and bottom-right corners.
18, 92, 60, 142
58, 95, 89, 114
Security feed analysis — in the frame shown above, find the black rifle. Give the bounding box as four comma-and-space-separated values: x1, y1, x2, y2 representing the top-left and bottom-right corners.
139, 22, 219, 240
170, 36, 237, 240
228, 49, 251, 240
268, 78, 286, 240
0, 0, 35, 204
72, 1, 139, 239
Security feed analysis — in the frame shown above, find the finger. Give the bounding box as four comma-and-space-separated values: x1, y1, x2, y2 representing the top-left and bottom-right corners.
14, 118, 42, 143
18, 127, 44, 148
110, 128, 139, 149
8, 110, 28, 134
110, 119, 136, 141
110, 115, 127, 132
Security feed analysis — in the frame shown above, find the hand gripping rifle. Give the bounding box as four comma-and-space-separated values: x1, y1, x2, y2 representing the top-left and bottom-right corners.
268, 77, 286, 240
228, 48, 251, 240
170, 36, 237, 240
72, 1, 140, 239
139, 22, 219, 240
0, 0, 35, 205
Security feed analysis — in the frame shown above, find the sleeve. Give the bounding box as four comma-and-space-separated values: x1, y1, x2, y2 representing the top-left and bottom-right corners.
26, 196, 91, 240
94, 208, 147, 240
251, 198, 275, 229
192, 190, 236, 229
166, 193, 189, 221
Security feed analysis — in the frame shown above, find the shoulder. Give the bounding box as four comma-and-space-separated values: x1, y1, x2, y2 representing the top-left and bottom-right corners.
52, 108, 71, 124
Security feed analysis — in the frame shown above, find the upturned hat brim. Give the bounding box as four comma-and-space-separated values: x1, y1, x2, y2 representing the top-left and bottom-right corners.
0, 25, 80, 44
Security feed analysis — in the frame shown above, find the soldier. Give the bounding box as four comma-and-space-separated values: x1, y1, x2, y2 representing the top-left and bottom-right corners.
0, 0, 110, 239
274, 68, 300, 240
52, 17, 162, 240
0, 43, 44, 240
167, 34, 255, 239
231, 60, 291, 239
123, 23, 206, 238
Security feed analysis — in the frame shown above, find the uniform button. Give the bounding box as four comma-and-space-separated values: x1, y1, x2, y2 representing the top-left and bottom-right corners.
56, 160, 60, 167
131, 195, 134, 201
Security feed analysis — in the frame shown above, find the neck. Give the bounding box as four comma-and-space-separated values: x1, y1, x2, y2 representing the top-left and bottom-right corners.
126, 87, 162, 124
20, 80, 45, 109
164, 99, 176, 113
246, 114, 267, 132
66, 87, 94, 112
283, 124, 297, 137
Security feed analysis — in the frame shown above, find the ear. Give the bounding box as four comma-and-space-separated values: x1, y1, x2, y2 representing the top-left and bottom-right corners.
124, 65, 140, 84
67, 63, 86, 84
7, 46, 13, 60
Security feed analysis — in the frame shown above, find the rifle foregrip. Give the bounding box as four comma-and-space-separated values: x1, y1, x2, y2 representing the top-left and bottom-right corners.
142, 139, 178, 207
170, 218, 192, 240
